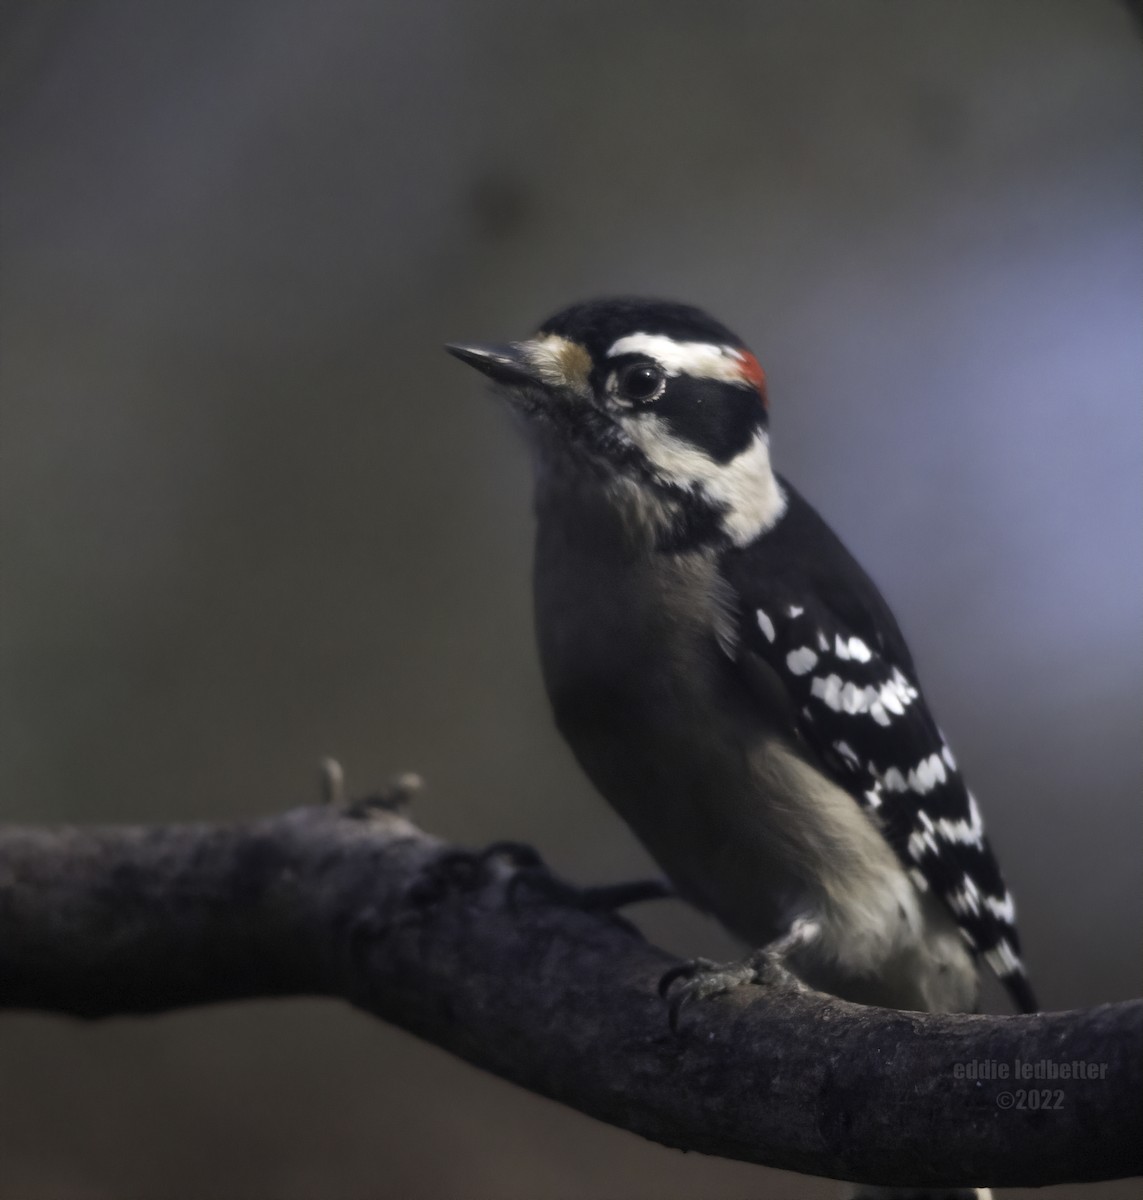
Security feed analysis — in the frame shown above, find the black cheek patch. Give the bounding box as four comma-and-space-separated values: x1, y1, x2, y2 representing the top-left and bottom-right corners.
654, 378, 766, 463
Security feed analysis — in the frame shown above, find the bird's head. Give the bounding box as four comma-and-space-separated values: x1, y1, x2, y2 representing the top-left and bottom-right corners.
447, 297, 785, 546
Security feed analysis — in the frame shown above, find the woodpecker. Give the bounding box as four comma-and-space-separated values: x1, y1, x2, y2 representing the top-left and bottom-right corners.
446, 296, 1035, 1033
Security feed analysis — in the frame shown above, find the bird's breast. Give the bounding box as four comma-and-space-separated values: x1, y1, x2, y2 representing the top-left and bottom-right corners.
529, 503, 936, 991
532, 511, 805, 940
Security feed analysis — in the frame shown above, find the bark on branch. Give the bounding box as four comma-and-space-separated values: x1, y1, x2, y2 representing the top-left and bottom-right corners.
0, 798, 1138, 1190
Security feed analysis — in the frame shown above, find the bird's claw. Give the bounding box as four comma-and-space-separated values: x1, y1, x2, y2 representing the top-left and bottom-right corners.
465, 840, 673, 915
402, 840, 545, 910
659, 939, 808, 1032
507, 871, 672, 914
575, 878, 674, 910
659, 955, 761, 1032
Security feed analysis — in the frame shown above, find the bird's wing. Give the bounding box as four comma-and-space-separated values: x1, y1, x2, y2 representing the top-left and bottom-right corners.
721, 493, 1036, 1012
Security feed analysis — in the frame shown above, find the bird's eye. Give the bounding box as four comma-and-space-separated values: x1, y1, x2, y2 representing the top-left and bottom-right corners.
615, 362, 666, 404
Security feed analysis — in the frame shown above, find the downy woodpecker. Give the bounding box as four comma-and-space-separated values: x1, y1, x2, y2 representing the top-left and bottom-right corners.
447, 296, 1034, 1027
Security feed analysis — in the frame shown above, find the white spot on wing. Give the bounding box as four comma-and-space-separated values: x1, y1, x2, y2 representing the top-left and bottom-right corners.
882, 767, 908, 793
932, 792, 985, 848
983, 890, 1016, 924
946, 875, 981, 916
756, 609, 776, 643
879, 683, 905, 716
786, 647, 818, 675
788, 605, 804, 618
847, 637, 872, 663
907, 826, 940, 860
811, 673, 844, 711
906, 752, 948, 794
833, 635, 872, 663
984, 938, 1022, 978
834, 740, 860, 766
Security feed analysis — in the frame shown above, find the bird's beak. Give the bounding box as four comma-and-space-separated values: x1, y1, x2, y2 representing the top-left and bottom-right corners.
445, 342, 547, 389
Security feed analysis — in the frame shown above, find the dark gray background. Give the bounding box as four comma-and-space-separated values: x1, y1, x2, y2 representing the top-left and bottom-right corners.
1, 2, 1139, 1197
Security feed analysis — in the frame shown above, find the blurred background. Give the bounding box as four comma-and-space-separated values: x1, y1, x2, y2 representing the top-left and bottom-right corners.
0, 1, 1139, 1197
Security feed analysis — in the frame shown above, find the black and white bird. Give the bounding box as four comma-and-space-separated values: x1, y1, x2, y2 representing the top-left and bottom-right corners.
447, 297, 1035, 1033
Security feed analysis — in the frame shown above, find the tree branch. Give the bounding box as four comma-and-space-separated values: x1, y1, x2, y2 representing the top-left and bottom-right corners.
0, 800, 1138, 1190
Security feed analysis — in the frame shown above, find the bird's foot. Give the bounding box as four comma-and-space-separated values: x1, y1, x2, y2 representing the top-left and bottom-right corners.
509, 869, 673, 914
658, 955, 762, 1032
658, 917, 819, 1032
486, 844, 672, 931
576, 878, 675, 910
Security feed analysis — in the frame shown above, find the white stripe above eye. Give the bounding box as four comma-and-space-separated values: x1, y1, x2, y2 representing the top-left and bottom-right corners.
606, 333, 755, 386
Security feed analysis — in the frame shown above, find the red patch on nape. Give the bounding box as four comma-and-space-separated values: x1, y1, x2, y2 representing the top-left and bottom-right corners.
737, 350, 769, 409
